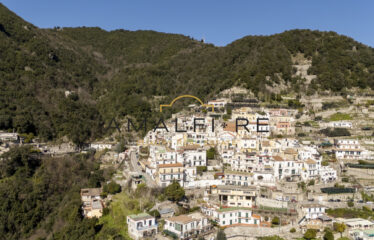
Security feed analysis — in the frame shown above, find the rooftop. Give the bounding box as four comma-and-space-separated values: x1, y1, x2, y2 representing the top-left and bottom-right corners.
157, 163, 183, 168
81, 188, 102, 197
167, 215, 194, 224
216, 207, 252, 212
128, 213, 154, 221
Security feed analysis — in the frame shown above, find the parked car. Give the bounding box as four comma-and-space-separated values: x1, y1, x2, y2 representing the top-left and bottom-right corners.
328, 199, 334, 202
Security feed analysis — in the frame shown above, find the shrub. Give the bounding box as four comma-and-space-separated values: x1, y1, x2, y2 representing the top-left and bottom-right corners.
304, 229, 317, 240
323, 230, 334, 240
148, 209, 160, 218
207, 147, 216, 159
163, 230, 178, 240
320, 128, 351, 137
164, 181, 185, 202
290, 228, 296, 233
103, 181, 121, 195
196, 166, 207, 174
271, 216, 280, 225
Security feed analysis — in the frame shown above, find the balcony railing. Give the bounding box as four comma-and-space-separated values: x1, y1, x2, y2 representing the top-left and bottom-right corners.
137, 224, 158, 231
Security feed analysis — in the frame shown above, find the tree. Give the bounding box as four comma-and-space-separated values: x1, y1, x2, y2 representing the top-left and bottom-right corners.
290, 227, 296, 233
303, 229, 317, 240
308, 179, 315, 186
103, 181, 121, 194
164, 181, 185, 202
323, 230, 334, 240
206, 147, 216, 159
135, 183, 148, 197
347, 200, 354, 207
216, 229, 227, 240
148, 209, 160, 219
271, 216, 280, 225
333, 222, 346, 238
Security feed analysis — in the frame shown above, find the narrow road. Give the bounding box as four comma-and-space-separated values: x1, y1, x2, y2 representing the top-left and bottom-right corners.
130, 151, 158, 188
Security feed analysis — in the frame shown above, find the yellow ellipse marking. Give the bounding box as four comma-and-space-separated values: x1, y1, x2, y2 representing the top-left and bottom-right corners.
160, 95, 214, 112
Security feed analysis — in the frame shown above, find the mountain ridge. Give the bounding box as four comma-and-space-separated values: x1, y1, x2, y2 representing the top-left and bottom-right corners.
1, 3, 374, 145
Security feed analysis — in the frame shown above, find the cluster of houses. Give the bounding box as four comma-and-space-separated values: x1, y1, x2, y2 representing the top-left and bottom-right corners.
136, 106, 338, 190
76, 102, 374, 239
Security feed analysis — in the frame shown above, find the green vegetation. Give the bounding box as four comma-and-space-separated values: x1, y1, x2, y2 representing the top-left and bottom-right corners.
303, 229, 317, 240
327, 208, 374, 220
258, 236, 285, 240
361, 191, 374, 202
216, 229, 227, 240
196, 166, 208, 175
103, 181, 122, 195
97, 185, 160, 239
323, 229, 334, 240
320, 128, 351, 137
347, 162, 374, 169
164, 181, 185, 202
0, 146, 108, 240
328, 113, 353, 121
1, 4, 374, 147
163, 230, 178, 240
333, 222, 347, 238
290, 227, 296, 233
321, 187, 355, 194
207, 147, 217, 159
271, 216, 280, 225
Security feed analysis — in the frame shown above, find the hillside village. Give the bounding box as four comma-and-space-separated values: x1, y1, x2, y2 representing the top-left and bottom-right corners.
2, 89, 374, 240
1, 88, 368, 240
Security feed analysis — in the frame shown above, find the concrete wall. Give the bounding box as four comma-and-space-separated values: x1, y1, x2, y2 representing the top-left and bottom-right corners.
256, 197, 288, 208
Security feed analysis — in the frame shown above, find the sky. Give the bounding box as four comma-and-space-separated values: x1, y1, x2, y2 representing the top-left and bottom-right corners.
1, 0, 374, 47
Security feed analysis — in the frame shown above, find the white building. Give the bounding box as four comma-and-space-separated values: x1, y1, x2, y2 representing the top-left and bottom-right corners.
177, 147, 206, 167
319, 166, 337, 183
208, 99, 228, 109
301, 203, 327, 220
89, 143, 112, 150
164, 213, 211, 239
334, 139, 363, 160
329, 121, 353, 128
201, 205, 261, 227
127, 213, 157, 240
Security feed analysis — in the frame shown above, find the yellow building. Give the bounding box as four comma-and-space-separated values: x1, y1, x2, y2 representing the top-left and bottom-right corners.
156, 163, 184, 187
213, 185, 257, 208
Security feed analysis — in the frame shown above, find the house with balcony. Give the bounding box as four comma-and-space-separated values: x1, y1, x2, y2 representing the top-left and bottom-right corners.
164, 212, 211, 239
213, 185, 257, 208
203, 205, 261, 227
334, 139, 363, 160
301, 203, 327, 220
156, 163, 184, 187
127, 213, 157, 240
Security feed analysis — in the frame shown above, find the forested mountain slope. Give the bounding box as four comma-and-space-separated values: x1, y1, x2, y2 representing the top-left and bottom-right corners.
1, 3, 374, 145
